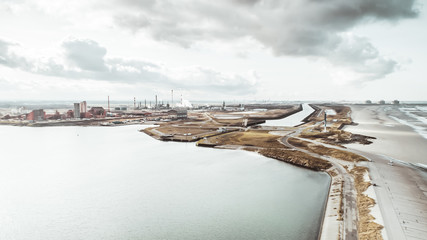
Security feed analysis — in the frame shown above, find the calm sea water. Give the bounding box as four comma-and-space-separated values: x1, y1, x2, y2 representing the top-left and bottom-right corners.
262, 103, 315, 127
0, 125, 330, 240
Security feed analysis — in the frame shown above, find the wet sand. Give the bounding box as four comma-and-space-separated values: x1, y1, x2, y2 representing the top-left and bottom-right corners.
346, 105, 427, 240
345, 105, 427, 166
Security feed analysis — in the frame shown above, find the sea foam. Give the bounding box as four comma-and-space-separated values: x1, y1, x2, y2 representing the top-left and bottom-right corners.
388, 106, 427, 140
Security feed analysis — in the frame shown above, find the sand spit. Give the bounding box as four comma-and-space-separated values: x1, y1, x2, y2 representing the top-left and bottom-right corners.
194, 104, 389, 240
6, 102, 425, 239
141, 103, 396, 240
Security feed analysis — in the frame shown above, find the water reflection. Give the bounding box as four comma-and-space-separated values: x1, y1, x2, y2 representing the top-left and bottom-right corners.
0, 125, 329, 240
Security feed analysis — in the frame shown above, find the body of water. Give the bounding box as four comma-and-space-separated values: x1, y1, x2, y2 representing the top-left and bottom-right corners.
262, 103, 315, 127
388, 105, 427, 140
0, 125, 330, 240
346, 104, 427, 166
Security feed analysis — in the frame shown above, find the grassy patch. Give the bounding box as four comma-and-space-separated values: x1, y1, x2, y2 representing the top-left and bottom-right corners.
288, 138, 368, 162
200, 130, 286, 148
351, 166, 384, 240
256, 148, 332, 171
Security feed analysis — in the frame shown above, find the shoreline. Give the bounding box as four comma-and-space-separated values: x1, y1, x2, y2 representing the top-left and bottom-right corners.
4, 103, 426, 239
144, 103, 371, 240
317, 171, 333, 240
344, 104, 427, 240
344, 104, 427, 165
198, 142, 333, 240
192, 104, 427, 240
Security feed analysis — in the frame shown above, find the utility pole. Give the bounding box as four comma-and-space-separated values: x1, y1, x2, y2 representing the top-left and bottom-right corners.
324, 112, 327, 132
171, 90, 174, 108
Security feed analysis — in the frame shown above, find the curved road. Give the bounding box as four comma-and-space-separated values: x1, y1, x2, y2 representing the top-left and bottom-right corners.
281, 132, 358, 240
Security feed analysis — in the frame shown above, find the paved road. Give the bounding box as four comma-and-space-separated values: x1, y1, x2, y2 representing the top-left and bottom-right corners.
281, 134, 358, 240
355, 150, 427, 240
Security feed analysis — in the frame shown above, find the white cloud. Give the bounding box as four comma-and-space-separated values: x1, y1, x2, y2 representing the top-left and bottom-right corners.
62, 38, 108, 72
0, 0, 424, 101
0, 37, 258, 96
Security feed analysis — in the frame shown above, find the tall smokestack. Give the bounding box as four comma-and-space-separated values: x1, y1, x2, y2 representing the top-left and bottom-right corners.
134, 97, 136, 109
155, 95, 158, 109
108, 96, 110, 112
171, 90, 174, 107
181, 94, 183, 106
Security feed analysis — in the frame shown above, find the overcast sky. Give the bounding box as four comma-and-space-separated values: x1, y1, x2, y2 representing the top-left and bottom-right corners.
0, 0, 426, 102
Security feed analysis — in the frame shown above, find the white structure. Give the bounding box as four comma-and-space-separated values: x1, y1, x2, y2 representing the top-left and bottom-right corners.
323, 112, 327, 132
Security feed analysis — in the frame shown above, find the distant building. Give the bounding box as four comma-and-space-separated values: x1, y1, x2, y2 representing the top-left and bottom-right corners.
74, 103, 80, 119
80, 101, 87, 113
89, 107, 105, 117
26, 109, 46, 121
81, 112, 93, 118
393, 100, 400, 105
47, 110, 62, 120
167, 109, 178, 119
378, 100, 385, 105
66, 110, 74, 119
176, 108, 187, 119
365, 100, 372, 104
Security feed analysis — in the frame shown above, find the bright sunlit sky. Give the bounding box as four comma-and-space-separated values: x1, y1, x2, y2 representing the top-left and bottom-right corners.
0, 0, 426, 102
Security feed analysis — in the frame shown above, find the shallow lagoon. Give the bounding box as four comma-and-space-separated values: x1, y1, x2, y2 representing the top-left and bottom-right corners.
262, 103, 315, 127
0, 125, 330, 240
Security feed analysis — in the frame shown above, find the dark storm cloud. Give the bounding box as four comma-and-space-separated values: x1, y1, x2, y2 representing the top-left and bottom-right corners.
113, 0, 418, 81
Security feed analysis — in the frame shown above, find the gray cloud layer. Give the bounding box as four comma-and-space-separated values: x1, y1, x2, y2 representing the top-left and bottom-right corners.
0, 37, 258, 95
114, 0, 418, 82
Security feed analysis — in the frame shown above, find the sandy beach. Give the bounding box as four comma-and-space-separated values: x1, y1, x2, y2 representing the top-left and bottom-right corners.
346, 105, 427, 240
345, 105, 427, 166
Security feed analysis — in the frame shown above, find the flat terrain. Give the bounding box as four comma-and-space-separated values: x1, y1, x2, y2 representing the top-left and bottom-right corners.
347, 105, 427, 240
345, 105, 427, 165
144, 104, 302, 142
195, 104, 384, 240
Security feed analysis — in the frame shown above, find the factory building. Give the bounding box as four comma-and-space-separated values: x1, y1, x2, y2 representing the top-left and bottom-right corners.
176, 108, 188, 119
26, 109, 46, 121
89, 107, 105, 117
66, 110, 74, 119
